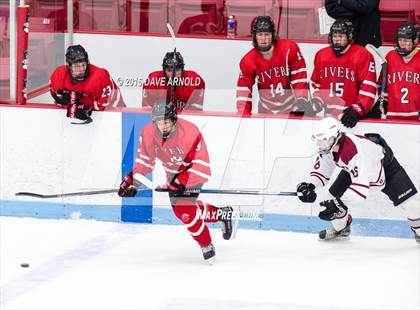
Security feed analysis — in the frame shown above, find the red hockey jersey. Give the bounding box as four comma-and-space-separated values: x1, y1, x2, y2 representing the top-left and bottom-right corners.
132, 118, 211, 188
236, 39, 309, 114
380, 50, 420, 120
50, 64, 125, 110
141, 70, 205, 111
310, 44, 377, 117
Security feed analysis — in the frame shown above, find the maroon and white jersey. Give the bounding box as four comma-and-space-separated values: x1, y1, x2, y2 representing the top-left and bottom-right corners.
236, 39, 309, 114
142, 70, 205, 111
132, 118, 211, 188
379, 49, 420, 120
50, 64, 125, 110
309, 134, 385, 204
310, 44, 377, 117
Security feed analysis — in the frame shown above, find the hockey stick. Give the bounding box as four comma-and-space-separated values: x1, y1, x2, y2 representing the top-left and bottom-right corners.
15, 188, 118, 199
15, 173, 298, 198
167, 23, 178, 103
133, 173, 298, 196
167, 23, 176, 52
155, 187, 297, 196
365, 44, 387, 117
71, 116, 93, 125
14, 177, 153, 198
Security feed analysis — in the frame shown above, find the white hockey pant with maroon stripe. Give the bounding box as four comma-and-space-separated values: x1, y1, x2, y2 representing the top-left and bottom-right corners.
401, 197, 420, 237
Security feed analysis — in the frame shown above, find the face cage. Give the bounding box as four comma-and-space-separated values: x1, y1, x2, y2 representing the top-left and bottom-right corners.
68, 62, 89, 82
328, 33, 351, 56
395, 37, 417, 57
312, 135, 338, 155
154, 118, 177, 140
252, 31, 277, 51
163, 65, 184, 76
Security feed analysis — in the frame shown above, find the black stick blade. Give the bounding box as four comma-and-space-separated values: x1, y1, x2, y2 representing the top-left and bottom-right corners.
15, 192, 49, 198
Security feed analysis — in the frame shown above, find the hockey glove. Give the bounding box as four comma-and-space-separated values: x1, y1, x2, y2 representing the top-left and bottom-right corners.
296, 182, 317, 203
318, 198, 348, 221
366, 98, 388, 119
118, 172, 139, 197
310, 97, 324, 114
291, 98, 316, 116
66, 104, 93, 121
341, 103, 364, 128
52, 90, 79, 106
168, 177, 186, 197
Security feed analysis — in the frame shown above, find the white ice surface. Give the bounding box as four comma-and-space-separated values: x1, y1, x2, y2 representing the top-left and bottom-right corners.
1, 217, 419, 310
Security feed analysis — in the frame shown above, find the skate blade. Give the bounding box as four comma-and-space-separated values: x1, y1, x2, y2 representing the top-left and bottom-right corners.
205, 256, 216, 265
318, 235, 351, 242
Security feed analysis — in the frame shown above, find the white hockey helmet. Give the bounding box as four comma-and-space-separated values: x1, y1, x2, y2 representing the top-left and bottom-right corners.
311, 117, 342, 155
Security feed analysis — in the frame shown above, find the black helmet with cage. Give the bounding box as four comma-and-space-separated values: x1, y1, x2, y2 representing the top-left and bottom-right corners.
152, 99, 178, 140
328, 19, 354, 57
152, 99, 177, 123
395, 22, 419, 57
252, 16, 278, 51
162, 51, 185, 73
65, 44, 90, 82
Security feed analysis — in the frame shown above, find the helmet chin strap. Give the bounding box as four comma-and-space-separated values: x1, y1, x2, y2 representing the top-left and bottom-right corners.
71, 75, 86, 83
396, 42, 416, 57
332, 43, 350, 57
257, 44, 272, 52
69, 65, 89, 83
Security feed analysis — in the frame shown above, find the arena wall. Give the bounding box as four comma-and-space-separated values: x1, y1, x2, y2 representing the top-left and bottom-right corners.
1, 106, 418, 238
29, 34, 394, 112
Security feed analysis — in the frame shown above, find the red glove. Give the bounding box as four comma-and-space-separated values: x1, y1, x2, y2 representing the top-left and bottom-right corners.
118, 172, 138, 197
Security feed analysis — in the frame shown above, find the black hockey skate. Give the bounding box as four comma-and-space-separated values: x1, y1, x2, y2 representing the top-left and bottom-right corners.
201, 243, 216, 264
218, 206, 238, 240
319, 215, 352, 240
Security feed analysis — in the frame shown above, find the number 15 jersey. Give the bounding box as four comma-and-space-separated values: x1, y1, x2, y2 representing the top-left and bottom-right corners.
310, 44, 377, 117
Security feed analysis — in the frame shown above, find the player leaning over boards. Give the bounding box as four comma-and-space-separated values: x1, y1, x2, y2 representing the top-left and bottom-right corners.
236, 16, 316, 116
296, 117, 419, 243
369, 22, 420, 120
118, 100, 238, 263
310, 20, 377, 128
50, 45, 125, 122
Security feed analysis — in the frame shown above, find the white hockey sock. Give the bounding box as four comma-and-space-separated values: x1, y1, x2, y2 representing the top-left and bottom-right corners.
401, 198, 420, 236
331, 214, 349, 232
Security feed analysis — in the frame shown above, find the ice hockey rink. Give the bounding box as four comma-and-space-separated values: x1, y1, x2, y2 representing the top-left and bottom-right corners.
1, 216, 419, 310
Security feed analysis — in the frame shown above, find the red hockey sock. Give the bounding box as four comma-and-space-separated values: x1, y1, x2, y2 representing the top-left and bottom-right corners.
173, 199, 213, 247
196, 200, 219, 223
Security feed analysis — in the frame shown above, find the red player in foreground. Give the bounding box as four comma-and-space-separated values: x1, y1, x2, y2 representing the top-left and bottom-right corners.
118, 100, 238, 263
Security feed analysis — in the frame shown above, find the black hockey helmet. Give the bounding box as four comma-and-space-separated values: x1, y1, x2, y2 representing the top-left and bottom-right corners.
162, 51, 185, 72
65, 44, 89, 82
328, 19, 354, 56
152, 99, 177, 123
395, 22, 419, 56
152, 99, 178, 140
252, 16, 277, 51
